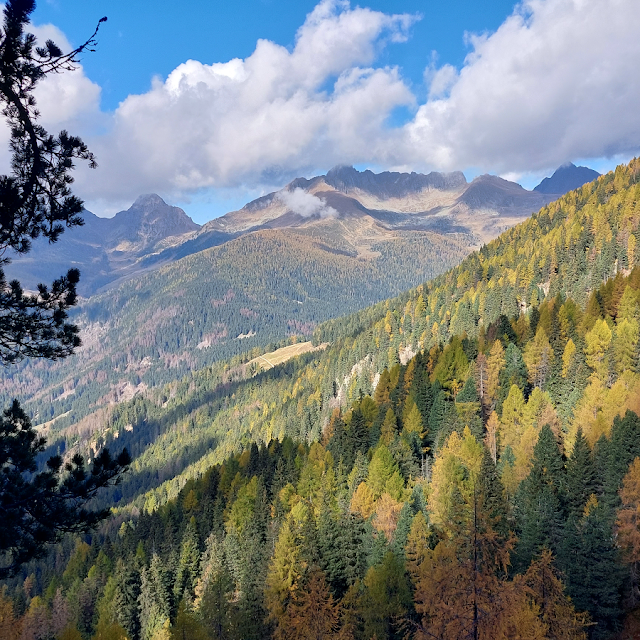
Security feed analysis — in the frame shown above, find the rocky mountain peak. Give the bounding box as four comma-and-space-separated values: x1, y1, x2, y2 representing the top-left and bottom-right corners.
323, 165, 467, 198
109, 194, 200, 251
534, 163, 600, 194
130, 193, 169, 210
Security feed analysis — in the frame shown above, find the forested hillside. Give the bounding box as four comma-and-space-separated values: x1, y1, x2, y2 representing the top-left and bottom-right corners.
3, 160, 640, 639
0, 228, 468, 440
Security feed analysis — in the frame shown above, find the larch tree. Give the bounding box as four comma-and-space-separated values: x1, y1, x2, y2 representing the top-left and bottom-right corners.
616, 457, 640, 607
274, 567, 341, 640
413, 449, 513, 640
523, 326, 553, 389
485, 340, 504, 410
513, 549, 588, 640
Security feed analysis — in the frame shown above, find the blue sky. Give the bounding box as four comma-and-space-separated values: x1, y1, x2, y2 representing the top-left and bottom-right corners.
23, 0, 640, 222
34, 0, 517, 112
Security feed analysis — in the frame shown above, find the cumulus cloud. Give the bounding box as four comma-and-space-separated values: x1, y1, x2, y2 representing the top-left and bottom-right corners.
11, 0, 640, 210
31, 24, 102, 127
406, 0, 640, 173
73, 0, 416, 203
278, 187, 338, 218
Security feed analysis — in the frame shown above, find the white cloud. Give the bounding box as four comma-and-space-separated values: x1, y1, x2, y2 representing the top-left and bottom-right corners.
427, 64, 457, 99
71, 0, 416, 203
0, 23, 101, 172
30, 24, 101, 127
406, 0, 640, 173
277, 187, 337, 218
6, 0, 640, 211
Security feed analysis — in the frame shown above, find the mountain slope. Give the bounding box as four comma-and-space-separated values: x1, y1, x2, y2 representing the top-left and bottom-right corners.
4, 160, 639, 640
131, 160, 640, 502
534, 162, 601, 194
204, 165, 558, 247
12, 158, 637, 515
0, 226, 469, 431
2, 195, 200, 295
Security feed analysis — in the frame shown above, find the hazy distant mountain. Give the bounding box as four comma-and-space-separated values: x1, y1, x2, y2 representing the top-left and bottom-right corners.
101, 193, 200, 253
3, 166, 574, 296
534, 162, 600, 194
3, 194, 200, 295
204, 165, 558, 250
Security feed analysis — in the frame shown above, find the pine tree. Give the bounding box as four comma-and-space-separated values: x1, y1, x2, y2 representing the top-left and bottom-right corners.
196, 535, 235, 640
601, 410, 640, 509
318, 510, 366, 598
514, 424, 565, 572
565, 428, 596, 519
0, 2, 130, 577
477, 448, 509, 540
349, 408, 369, 460
173, 517, 200, 605
409, 356, 434, 432
112, 559, 141, 640
559, 499, 624, 639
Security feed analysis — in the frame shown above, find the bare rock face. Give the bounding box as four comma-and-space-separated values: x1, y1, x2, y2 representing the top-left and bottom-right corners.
3, 194, 201, 295
106, 194, 200, 253
322, 165, 467, 198
534, 163, 600, 195
202, 166, 562, 246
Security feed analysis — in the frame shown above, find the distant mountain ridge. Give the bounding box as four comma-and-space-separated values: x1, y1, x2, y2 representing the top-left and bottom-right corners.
534, 162, 600, 194
3, 163, 600, 296
203, 165, 560, 245
2, 195, 200, 295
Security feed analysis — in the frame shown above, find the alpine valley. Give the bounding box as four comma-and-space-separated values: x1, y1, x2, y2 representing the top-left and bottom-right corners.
9, 160, 640, 639
1, 164, 583, 439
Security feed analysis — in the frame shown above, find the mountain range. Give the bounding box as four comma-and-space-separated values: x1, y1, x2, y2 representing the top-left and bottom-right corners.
4, 163, 597, 296
533, 162, 600, 194
4, 157, 639, 638
0, 162, 603, 457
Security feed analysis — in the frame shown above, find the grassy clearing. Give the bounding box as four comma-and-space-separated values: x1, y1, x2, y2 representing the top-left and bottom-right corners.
249, 341, 328, 371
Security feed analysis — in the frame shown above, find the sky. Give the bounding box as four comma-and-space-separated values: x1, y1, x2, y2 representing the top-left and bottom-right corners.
8, 0, 640, 222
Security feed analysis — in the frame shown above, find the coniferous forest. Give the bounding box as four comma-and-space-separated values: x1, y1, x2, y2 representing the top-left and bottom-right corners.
3, 160, 640, 639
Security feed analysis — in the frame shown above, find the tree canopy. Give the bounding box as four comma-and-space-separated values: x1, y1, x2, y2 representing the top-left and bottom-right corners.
0, 0, 128, 577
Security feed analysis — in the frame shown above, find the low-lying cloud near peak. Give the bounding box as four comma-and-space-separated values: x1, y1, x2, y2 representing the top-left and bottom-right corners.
18, 0, 640, 210
278, 188, 338, 219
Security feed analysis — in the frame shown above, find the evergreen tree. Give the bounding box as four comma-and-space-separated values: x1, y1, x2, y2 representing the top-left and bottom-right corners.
596, 410, 640, 509
559, 499, 624, 639
112, 559, 141, 640
349, 407, 369, 460
514, 424, 565, 571
360, 551, 412, 640
456, 374, 479, 403
173, 517, 200, 605
195, 534, 235, 640
0, 1, 130, 577
565, 428, 596, 519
